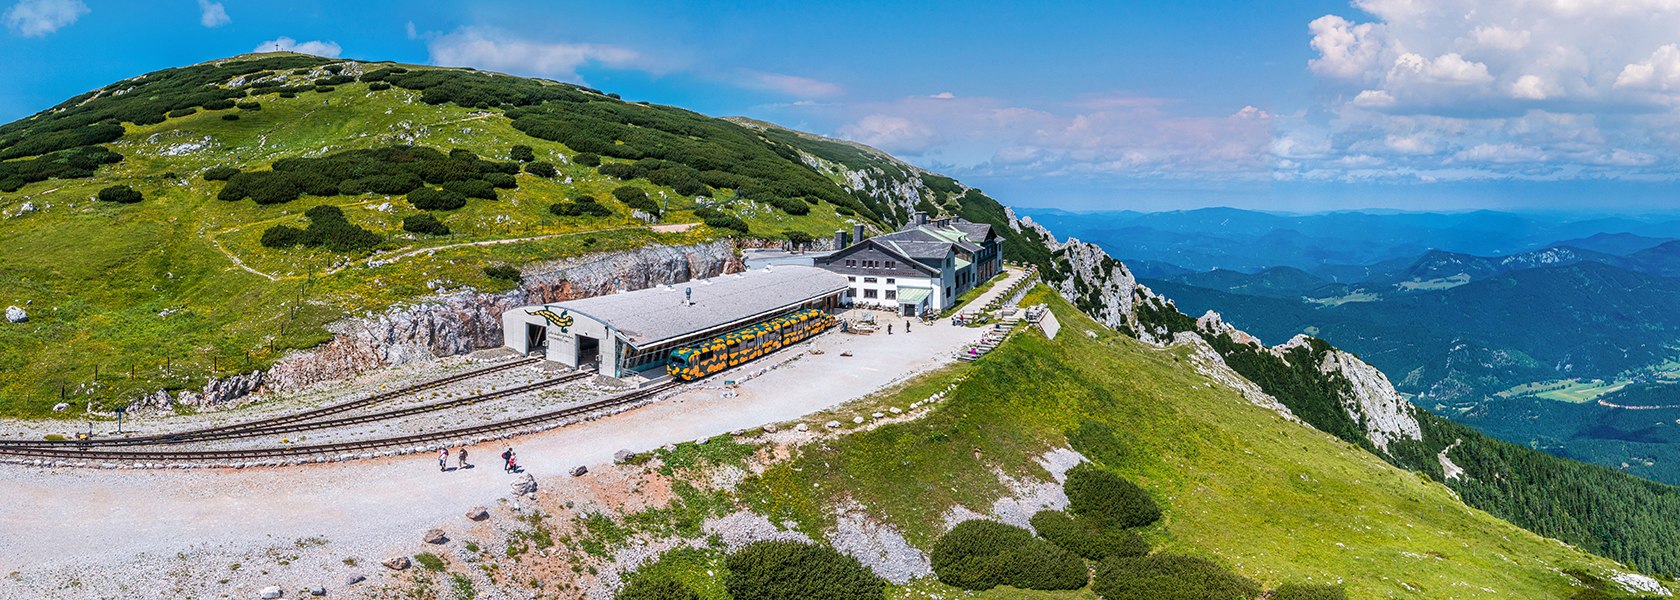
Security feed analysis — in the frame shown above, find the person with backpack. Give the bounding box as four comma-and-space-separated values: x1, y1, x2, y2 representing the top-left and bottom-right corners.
501, 448, 514, 473
438, 448, 449, 472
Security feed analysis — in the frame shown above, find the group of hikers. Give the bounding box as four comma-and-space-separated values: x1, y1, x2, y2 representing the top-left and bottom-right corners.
436, 446, 521, 473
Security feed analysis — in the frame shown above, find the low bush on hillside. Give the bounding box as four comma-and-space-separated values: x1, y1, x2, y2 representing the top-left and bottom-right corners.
1271, 582, 1349, 600
550, 195, 613, 217
615, 573, 699, 600
221, 114, 240, 121
202, 166, 240, 181
1092, 554, 1260, 600
483, 172, 517, 189
524, 161, 557, 177
409, 187, 467, 211
96, 185, 143, 204
314, 86, 335, 93
1066, 464, 1161, 529
483, 265, 521, 282
367, 82, 392, 91
236, 101, 262, 111
167, 108, 196, 118
510, 144, 535, 162
202, 98, 236, 110
401, 213, 449, 236
0, 146, 122, 192
724, 540, 886, 600
259, 205, 381, 253
573, 152, 601, 167
1029, 510, 1150, 561
613, 185, 661, 214
597, 159, 708, 196
693, 206, 748, 235
216, 145, 517, 206
931, 519, 1087, 591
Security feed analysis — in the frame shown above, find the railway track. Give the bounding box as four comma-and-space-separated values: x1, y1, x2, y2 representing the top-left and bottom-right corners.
0, 356, 544, 448
0, 381, 678, 464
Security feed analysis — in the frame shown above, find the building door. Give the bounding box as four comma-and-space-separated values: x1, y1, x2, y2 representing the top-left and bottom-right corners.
577, 335, 601, 369
902, 303, 916, 316
525, 324, 548, 355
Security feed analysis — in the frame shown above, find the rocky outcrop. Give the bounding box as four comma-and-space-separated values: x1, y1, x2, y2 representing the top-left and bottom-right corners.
130, 370, 265, 413
1173, 331, 1298, 422
1317, 346, 1423, 453
1195, 310, 1261, 348
5, 306, 25, 323
1050, 240, 1140, 332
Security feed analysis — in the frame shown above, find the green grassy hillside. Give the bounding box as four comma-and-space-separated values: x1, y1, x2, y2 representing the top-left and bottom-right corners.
0, 53, 887, 417
691, 287, 1663, 598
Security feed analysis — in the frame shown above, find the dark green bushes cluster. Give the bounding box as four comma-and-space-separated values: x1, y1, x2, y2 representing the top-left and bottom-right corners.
202, 166, 240, 181
409, 187, 467, 211
483, 265, 521, 282
551, 195, 613, 217
96, 185, 143, 204
367, 82, 392, 91
724, 540, 886, 600
612, 186, 660, 214
167, 108, 196, 118
524, 161, 557, 177
216, 145, 516, 206
378, 68, 595, 108
0, 146, 122, 192
315, 74, 356, 86
930, 520, 1087, 591
0, 122, 123, 161
1092, 554, 1260, 600
259, 205, 381, 253
509, 144, 535, 162
573, 152, 602, 167
1029, 510, 1150, 561
597, 159, 708, 196
401, 213, 450, 236
236, 101, 263, 111
783, 230, 814, 246
221, 114, 240, 121
1065, 464, 1161, 529
615, 574, 699, 600
693, 206, 748, 234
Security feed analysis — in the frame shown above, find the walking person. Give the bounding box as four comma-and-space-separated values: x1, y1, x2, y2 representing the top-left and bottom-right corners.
438, 447, 449, 472
507, 452, 520, 473
888, 323, 893, 335
457, 447, 469, 470
905, 320, 911, 333
501, 447, 514, 473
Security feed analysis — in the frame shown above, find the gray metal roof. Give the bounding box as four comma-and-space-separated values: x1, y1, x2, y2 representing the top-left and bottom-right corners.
549, 266, 848, 347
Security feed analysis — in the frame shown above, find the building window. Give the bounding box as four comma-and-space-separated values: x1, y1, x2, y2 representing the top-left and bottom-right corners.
886, 278, 895, 284
846, 259, 856, 267
886, 260, 895, 268
847, 288, 857, 297
886, 290, 897, 300
864, 289, 878, 299
863, 277, 877, 283
945, 286, 952, 297
847, 276, 856, 282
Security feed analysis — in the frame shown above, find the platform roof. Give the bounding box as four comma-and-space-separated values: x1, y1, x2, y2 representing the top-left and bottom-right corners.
549, 266, 848, 348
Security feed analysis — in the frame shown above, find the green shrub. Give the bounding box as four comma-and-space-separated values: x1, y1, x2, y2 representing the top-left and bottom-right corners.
96, 185, 143, 204
236, 101, 262, 111
613, 185, 661, 214
693, 207, 748, 235
278, 91, 298, 98
524, 161, 557, 177
573, 152, 601, 167
930, 520, 1088, 591
1272, 582, 1349, 600
616, 574, 699, 600
402, 213, 450, 236
1065, 464, 1161, 529
314, 85, 335, 93
443, 178, 497, 200
483, 172, 517, 189
367, 82, 392, 91
203, 166, 240, 181
409, 187, 468, 211
724, 540, 885, 600
167, 108, 196, 118
413, 552, 445, 572
1092, 554, 1260, 600
202, 98, 236, 110
783, 230, 814, 246
260, 224, 305, 248
483, 265, 522, 282
551, 200, 613, 217
221, 114, 240, 121
1029, 510, 1150, 561
510, 144, 535, 162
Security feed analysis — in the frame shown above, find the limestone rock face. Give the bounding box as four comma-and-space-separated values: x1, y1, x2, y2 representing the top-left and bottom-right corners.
129, 370, 265, 414
510, 473, 537, 496
1195, 310, 1262, 348
5, 306, 25, 323
1050, 239, 1139, 332
1317, 347, 1423, 453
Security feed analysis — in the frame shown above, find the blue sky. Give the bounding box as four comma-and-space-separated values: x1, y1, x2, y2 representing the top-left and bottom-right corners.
3, 0, 1679, 212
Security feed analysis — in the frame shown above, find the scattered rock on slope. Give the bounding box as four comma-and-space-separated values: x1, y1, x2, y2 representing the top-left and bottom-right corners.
5, 306, 25, 323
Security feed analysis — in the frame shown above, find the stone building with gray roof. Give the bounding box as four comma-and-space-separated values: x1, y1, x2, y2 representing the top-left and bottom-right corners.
814, 214, 1002, 316
501, 266, 847, 379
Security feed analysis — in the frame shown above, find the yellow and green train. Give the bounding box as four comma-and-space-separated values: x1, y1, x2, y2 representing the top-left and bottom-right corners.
666, 308, 835, 381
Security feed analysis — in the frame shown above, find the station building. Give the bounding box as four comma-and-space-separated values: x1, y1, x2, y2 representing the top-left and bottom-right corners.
501, 266, 848, 379
813, 215, 1002, 316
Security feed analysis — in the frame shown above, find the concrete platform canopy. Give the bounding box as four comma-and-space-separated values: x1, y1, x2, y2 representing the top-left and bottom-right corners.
502, 265, 848, 378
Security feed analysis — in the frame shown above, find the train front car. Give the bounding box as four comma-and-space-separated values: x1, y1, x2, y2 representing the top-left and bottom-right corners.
664, 309, 837, 382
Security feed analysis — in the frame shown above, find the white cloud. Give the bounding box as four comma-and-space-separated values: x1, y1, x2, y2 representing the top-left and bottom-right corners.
197, 0, 228, 28
838, 115, 942, 154
423, 27, 648, 81
1454, 143, 1548, 163
930, 91, 956, 99
739, 70, 842, 99
255, 37, 342, 57
1308, 15, 1388, 81
1509, 74, 1550, 100
3, 0, 86, 37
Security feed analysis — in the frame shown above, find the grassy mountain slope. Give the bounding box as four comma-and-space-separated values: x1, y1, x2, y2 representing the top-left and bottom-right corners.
733, 287, 1649, 598
0, 53, 891, 416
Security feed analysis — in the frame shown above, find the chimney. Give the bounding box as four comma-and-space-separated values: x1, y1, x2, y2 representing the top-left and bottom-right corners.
913, 211, 928, 226
853, 223, 866, 243
834, 230, 849, 248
